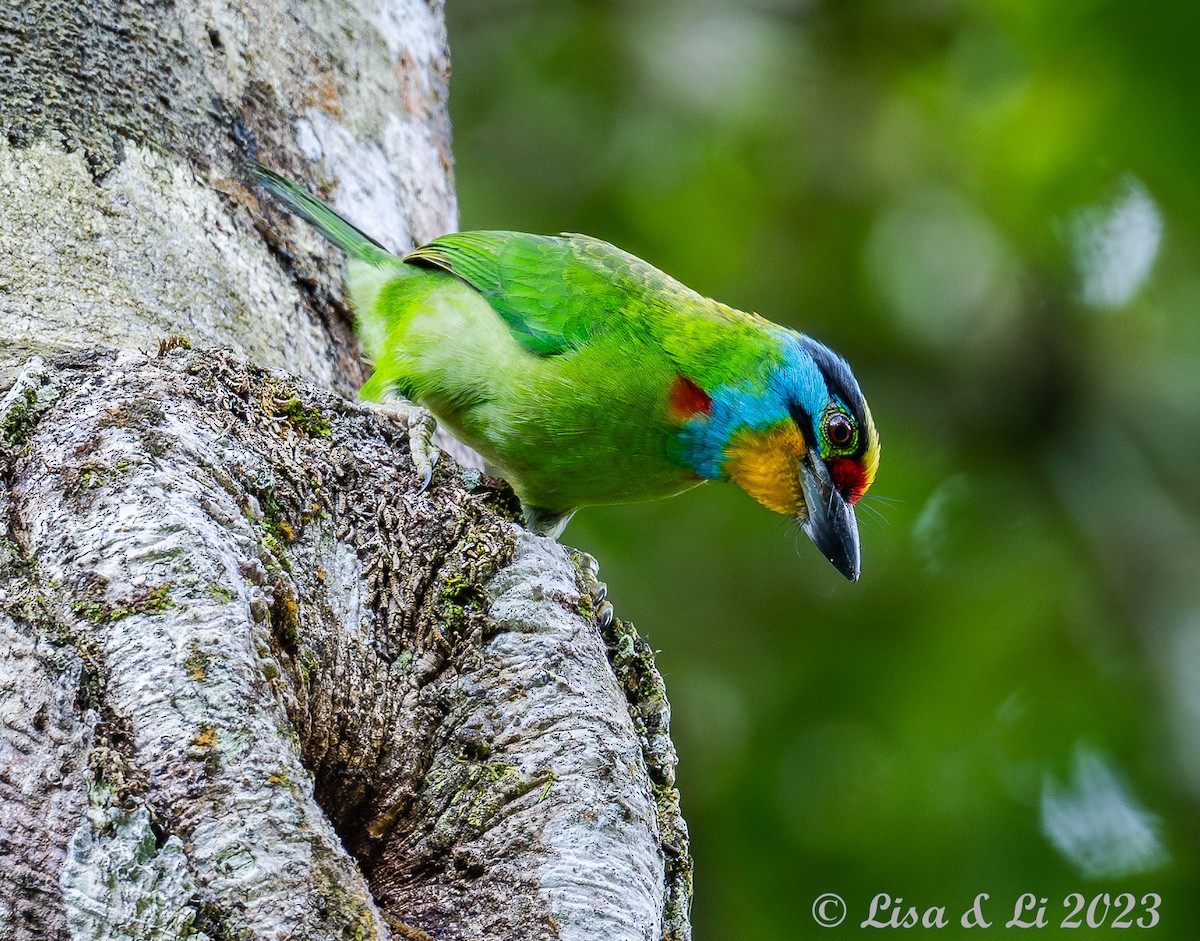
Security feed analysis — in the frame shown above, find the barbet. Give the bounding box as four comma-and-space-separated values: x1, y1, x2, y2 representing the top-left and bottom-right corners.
255, 167, 880, 580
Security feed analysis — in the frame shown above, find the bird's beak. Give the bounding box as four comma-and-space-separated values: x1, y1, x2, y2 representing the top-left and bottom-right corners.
799, 455, 861, 582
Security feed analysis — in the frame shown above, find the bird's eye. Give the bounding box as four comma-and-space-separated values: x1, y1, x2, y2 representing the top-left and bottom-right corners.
825, 412, 855, 450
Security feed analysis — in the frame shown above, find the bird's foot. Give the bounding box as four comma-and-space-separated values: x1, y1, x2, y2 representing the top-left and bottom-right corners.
589, 574, 612, 625
527, 510, 613, 624
406, 408, 440, 494
575, 556, 612, 627
363, 398, 440, 493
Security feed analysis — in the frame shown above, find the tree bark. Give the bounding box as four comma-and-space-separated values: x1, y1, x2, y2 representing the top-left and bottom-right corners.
0, 1, 691, 939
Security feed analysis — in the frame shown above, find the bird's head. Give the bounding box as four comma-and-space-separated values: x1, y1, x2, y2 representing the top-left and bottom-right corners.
714, 335, 880, 580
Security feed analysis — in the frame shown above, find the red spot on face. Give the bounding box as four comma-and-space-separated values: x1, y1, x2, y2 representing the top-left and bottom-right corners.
668, 375, 712, 420
830, 457, 868, 503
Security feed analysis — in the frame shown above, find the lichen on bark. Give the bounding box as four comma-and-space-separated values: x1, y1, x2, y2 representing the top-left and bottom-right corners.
0, 348, 691, 939
0, 0, 692, 934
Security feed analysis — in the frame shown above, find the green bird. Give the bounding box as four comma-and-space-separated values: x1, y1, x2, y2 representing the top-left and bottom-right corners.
254, 166, 880, 580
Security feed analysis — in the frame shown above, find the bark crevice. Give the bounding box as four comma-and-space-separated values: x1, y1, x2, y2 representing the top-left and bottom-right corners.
0, 348, 691, 939
2, 0, 691, 934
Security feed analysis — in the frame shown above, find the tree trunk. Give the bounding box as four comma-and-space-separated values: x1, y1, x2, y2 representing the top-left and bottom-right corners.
0, 2, 691, 939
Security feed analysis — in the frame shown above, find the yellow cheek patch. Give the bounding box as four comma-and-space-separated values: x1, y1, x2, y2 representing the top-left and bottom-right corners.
860, 400, 881, 496
723, 424, 806, 517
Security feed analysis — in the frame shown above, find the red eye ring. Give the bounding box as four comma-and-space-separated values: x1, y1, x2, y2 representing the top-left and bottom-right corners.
825, 413, 855, 449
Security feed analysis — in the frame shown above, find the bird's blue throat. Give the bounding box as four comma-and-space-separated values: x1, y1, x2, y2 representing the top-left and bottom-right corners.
671, 332, 831, 479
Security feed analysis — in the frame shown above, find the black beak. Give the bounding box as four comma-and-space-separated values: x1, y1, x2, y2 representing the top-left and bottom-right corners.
799, 455, 861, 582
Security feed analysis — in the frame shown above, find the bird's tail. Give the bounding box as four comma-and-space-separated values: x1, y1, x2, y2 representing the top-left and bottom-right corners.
251, 163, 396, 268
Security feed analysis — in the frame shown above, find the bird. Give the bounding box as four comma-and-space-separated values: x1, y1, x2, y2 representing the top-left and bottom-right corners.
253, 165, 880, 580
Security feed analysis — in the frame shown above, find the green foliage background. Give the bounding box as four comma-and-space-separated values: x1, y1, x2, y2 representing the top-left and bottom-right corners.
445, 1, 1200, 936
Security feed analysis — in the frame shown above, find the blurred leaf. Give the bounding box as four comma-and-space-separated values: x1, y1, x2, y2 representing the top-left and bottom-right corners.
446, 0, 1200, 935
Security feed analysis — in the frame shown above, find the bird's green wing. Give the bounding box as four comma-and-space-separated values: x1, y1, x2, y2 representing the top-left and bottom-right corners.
406, 231, 678, 356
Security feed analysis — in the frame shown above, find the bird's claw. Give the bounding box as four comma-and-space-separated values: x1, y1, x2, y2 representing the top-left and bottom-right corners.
417, 461, 435, 495
362, 398, 441, 494
579, 563, 611, 624
400, 405, 439, 494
